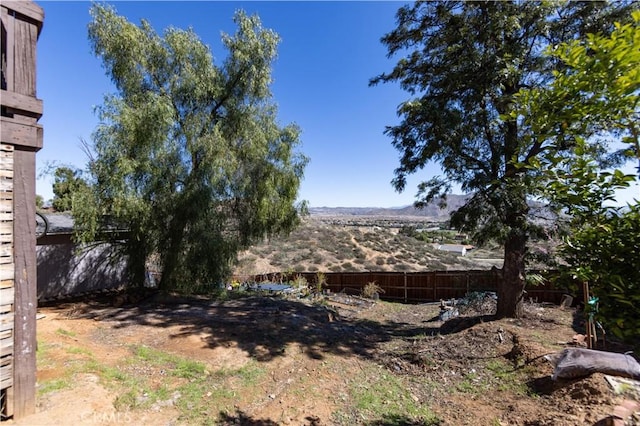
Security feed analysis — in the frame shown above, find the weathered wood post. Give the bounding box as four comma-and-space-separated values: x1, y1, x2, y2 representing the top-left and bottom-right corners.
0, 0, 44, 420
403, 272, 407, 303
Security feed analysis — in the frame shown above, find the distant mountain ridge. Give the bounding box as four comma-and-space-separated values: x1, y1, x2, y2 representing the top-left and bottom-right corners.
309, 194, 558, 228
309, 194, 471, 219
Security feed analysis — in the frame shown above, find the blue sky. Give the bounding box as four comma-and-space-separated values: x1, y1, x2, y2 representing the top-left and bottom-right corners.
35, 1, 638, 207
36, 0, 431, 208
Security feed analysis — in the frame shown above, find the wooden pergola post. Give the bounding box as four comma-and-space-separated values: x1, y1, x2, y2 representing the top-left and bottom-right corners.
0, 1, 44, 420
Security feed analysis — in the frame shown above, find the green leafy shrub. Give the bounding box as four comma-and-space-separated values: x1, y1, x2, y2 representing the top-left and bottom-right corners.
393, 264, 412, 271
362, 281, 384, 299
341, 262, 353, 270
315, 272, 327, 294
559, 205, 640, 345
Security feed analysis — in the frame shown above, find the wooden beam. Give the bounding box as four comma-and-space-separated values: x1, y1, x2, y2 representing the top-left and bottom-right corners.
0, 90, 43, 118
13, 17, 38, 97
1, 7, 15, 92
0, 264, 14, 281
0, 355, 13, 389
1, 2, 44, 36
0, 117, 42, 150
0, 312, 13, 334
12, 147, 36, 418
35, 233, 72, 246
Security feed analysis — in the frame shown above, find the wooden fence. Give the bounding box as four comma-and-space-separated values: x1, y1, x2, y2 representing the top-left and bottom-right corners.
235, 270, 569, 305
0, 145, 13, 407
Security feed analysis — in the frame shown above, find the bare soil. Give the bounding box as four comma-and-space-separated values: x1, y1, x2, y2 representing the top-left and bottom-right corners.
8, 292, 640, 426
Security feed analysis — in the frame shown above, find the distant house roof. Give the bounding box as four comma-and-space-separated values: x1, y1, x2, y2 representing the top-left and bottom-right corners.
433, 244, 474, 256
37, 212, 128, 245
40, 212, 74, 233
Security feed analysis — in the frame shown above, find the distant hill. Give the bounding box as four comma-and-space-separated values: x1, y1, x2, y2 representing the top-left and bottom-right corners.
309, 193, 557, 225
309, 194, 471, 219
235, 192, 557, 276
234, 214, 504, 276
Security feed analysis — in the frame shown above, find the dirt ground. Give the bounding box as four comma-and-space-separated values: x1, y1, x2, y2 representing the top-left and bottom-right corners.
7, 291, 640, 426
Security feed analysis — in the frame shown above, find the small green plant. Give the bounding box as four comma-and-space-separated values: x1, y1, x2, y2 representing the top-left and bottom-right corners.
66, 346, 93, 356
485, 359, 530, 395
315, 272, 327, 294
291, 274, 308, 289
37, 378, 72, 395
113, 390, 138, 411
36, 340, 54, 369
89, 362, 128, 382
456, 371, 486, 394
56, 328, 76, 338
177, 361, 267, 424
362, 281, 384, 299
341, 366, 440, 424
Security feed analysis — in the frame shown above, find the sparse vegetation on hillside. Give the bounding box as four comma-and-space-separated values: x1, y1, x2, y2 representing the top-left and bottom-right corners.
234, 217, 504, 276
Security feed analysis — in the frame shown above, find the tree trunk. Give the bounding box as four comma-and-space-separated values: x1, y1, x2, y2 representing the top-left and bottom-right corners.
158, 216, 187, 292
127, 242, 148, 289
497, 109, 528, 319
496, 230, 527, 318
123, 223, 150, 288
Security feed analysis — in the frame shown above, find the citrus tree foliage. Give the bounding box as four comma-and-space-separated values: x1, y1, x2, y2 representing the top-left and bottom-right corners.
562, 179, 639, 343
561, 199, 640, 343
535, 140, 636, 340
515, 10, 640, 177
79, 5, 308, 292
514, 11, 640, 342
52, 166, 90, 212
371, 1, 635, 318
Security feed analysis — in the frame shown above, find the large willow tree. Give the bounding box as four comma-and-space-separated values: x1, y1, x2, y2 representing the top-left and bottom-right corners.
77, 4, 308, 292
371, 1, 635, 318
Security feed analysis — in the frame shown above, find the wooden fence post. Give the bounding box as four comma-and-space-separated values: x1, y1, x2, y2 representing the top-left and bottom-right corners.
432, 271, 437, 301
0, 1, 43, 420
403, 272, 407, 303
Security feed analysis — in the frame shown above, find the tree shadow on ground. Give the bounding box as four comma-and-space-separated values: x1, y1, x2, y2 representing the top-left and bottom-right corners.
216, 409, 330, 426
437, 314, 495, 335
42, 293, 522, 426
526, 375, 576, 396
45, 293, 440, 363
215, 409, 439, 426
215, 408, 280, 425
364, 413, 442, 425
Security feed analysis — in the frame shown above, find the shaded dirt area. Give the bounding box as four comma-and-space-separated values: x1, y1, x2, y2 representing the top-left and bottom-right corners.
8, 292, 640, 425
